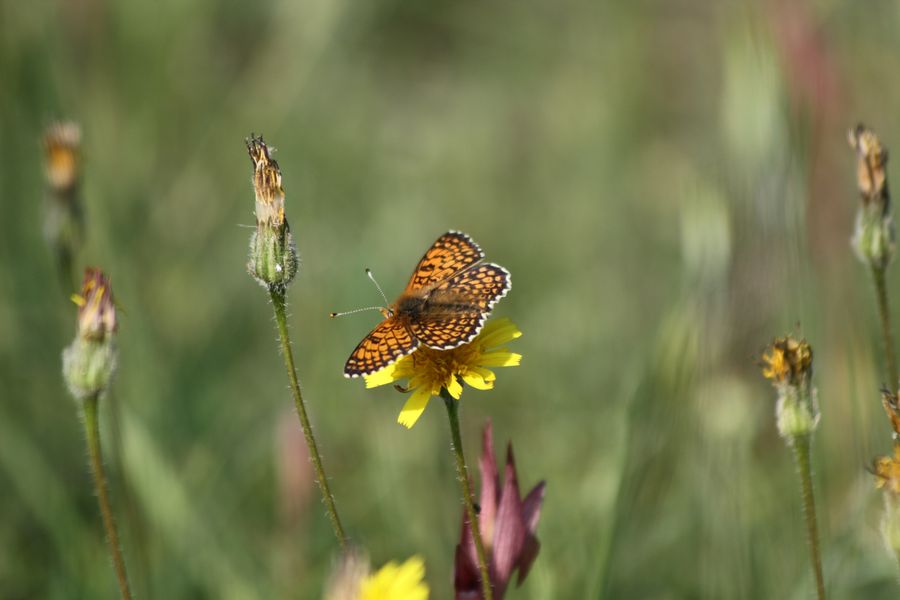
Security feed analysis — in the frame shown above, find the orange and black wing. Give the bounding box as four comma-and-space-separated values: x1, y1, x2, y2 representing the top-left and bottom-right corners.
405, 231, 484, 292
409, 264, 511, 350
343, 318, 419, 378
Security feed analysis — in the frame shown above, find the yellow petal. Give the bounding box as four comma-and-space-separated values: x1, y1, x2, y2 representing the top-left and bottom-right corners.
365, 363, 399, 388
479, 351, 522, 368
446, 376, 463, 399
398, 387, 432, 429
477, 318, 522, 349
462, 371, 495, 390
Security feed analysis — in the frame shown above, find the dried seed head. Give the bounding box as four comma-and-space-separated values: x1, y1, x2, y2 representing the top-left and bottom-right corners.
73, 267, 117, 342
761, 337, 812, 387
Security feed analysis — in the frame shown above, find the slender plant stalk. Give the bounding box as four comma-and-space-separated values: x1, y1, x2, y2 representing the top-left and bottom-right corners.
82, 393, 132, 600
791, 433, 825, 600
269, 287, 347, 549
872, 265, 899, 389
441, 390, 493, 600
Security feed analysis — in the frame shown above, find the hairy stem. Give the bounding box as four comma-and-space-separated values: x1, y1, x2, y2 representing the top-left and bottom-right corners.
791, 434, 826, 600
872, 265, 899, 389
441, 390, 493, 600
269, 287, 347, 549
83, 393, 132, 600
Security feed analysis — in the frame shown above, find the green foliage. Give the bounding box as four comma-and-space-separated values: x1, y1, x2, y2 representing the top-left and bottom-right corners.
4, 0, 900, 597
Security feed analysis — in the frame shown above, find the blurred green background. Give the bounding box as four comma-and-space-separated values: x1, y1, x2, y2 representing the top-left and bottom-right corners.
3, 0, 900, 597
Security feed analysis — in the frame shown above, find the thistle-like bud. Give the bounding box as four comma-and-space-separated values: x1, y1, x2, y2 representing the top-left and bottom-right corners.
246, 135, 298, 290
62, 268, 118, 401
761, 337, 819, 441
43, 122, 85, 287
850, 124, 894, 269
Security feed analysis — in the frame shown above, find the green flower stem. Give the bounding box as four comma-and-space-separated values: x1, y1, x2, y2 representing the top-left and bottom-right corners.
269, 287, 347, 549
790, 433, 825, 600
441, 390, 493, 600
871, 265, 899, 389
82, 393, 132, 600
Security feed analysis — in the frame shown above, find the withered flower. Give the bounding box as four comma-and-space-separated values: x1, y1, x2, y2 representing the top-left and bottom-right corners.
62, 267, 118, 401
455, 421, 544, 599
246, 135, 298, 289
849, 123, 894, 269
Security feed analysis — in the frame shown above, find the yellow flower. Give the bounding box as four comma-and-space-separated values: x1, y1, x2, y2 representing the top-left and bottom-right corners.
874, 446, 900, 495
760, 337, 812, 386
365, 318, 522, 428
359, 556, 429, 600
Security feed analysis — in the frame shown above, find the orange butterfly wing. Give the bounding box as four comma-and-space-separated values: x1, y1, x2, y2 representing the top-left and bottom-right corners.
409, 264, 511, 350
406, 231, 484, 292
343, 318, 419, 378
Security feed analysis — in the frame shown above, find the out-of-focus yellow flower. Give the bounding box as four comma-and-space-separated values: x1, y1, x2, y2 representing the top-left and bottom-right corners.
874, 446, 900, 495
324, 554, 428, 600
761, 337, 812, 387
365, 318, 522, 428
359, 556, 429, 600
43, 121, 81, 192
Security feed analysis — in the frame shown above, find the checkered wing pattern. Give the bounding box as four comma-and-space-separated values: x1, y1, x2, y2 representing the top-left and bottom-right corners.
405, 231, 484, 291
409, 264, 511, 350
343, 318, 419, 378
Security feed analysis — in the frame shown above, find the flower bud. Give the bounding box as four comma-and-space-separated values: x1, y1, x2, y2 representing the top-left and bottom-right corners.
62, 268, 118, 401
246, 135, 298, 290
850, 124, 895, 269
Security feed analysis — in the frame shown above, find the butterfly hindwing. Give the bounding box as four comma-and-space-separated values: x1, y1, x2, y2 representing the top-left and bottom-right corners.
405, 231, 484, 291
409, 312, 485, 350
410, 264, 511, 350
343, 318, 419, 378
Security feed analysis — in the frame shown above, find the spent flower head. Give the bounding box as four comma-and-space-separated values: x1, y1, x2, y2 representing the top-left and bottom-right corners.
364, 318, 522, 428
455, 420, 544, 599
63, 268, 118, 401
246, 135, 298, 289
849, 123, 894, 268
324, 551, 429, 600
873, 444, 900, 563
760, 336, 819, 441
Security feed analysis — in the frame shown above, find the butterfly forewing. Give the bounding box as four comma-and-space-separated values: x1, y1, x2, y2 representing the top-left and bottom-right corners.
405, 231, 484, 292
344, 318, 419, 378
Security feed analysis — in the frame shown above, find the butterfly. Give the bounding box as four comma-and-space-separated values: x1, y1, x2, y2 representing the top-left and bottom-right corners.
340, 231, 511, 378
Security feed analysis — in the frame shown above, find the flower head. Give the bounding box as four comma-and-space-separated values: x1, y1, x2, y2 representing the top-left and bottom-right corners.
849, 123, 895, 268
850, 123, 889, 207
71, 267, 118, 342
43, 121, 82, 193
63, 267, 118, 401
455, 420, 544, 599
245, 134, 298, 289
874, 445, 900, 495
761, 336, 812, 387
324, 552, 429, 600
760, 336, 819, 441
247, 134, 286, 228
364, 318, 522, 428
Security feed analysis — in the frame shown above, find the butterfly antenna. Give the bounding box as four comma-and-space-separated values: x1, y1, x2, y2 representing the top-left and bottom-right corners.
329, 306, 384, 318
366, 268, 390, 306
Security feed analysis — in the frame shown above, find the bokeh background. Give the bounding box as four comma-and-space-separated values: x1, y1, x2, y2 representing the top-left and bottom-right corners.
3, 0, 900, 598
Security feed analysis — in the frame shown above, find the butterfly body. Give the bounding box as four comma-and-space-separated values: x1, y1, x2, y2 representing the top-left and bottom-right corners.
342, 232, 510, 378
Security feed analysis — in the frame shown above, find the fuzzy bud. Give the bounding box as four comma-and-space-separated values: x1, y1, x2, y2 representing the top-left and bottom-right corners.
62, 268, 118, 401
850, 124, 895, 269
246, 135, 298, 290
